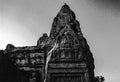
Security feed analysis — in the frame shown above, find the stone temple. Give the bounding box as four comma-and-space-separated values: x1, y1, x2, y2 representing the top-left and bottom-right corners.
0, 4, 104, 82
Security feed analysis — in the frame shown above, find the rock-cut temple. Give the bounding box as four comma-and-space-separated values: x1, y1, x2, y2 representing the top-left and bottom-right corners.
0, 4, 103, 82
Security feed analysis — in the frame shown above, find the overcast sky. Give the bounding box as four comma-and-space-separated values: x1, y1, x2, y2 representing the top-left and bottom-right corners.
0, 0, 120, 82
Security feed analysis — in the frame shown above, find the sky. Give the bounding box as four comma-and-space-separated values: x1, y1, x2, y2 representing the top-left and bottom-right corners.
0, 0, 120, 82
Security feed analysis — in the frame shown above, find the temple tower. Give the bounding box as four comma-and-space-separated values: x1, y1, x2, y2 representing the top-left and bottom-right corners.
43, 4, 95, 82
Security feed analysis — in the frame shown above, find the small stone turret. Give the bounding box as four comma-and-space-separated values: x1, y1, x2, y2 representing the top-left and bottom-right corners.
37, 33, 49, 46
6, 44, 15, 51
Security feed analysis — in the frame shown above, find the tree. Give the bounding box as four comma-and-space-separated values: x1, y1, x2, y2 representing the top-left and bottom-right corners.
95, 76, 105, 82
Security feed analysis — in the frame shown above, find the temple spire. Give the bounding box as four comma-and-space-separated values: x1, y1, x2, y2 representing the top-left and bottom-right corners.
49, 4, 78, 39
61, 3, 70, 10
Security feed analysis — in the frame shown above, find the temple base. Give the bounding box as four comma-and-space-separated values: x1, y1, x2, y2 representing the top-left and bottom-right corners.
47, 62, 90, 82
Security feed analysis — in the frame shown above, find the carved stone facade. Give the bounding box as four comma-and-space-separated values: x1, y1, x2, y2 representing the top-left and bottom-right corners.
0, 4, 97, 82
45, 4, 94, 82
